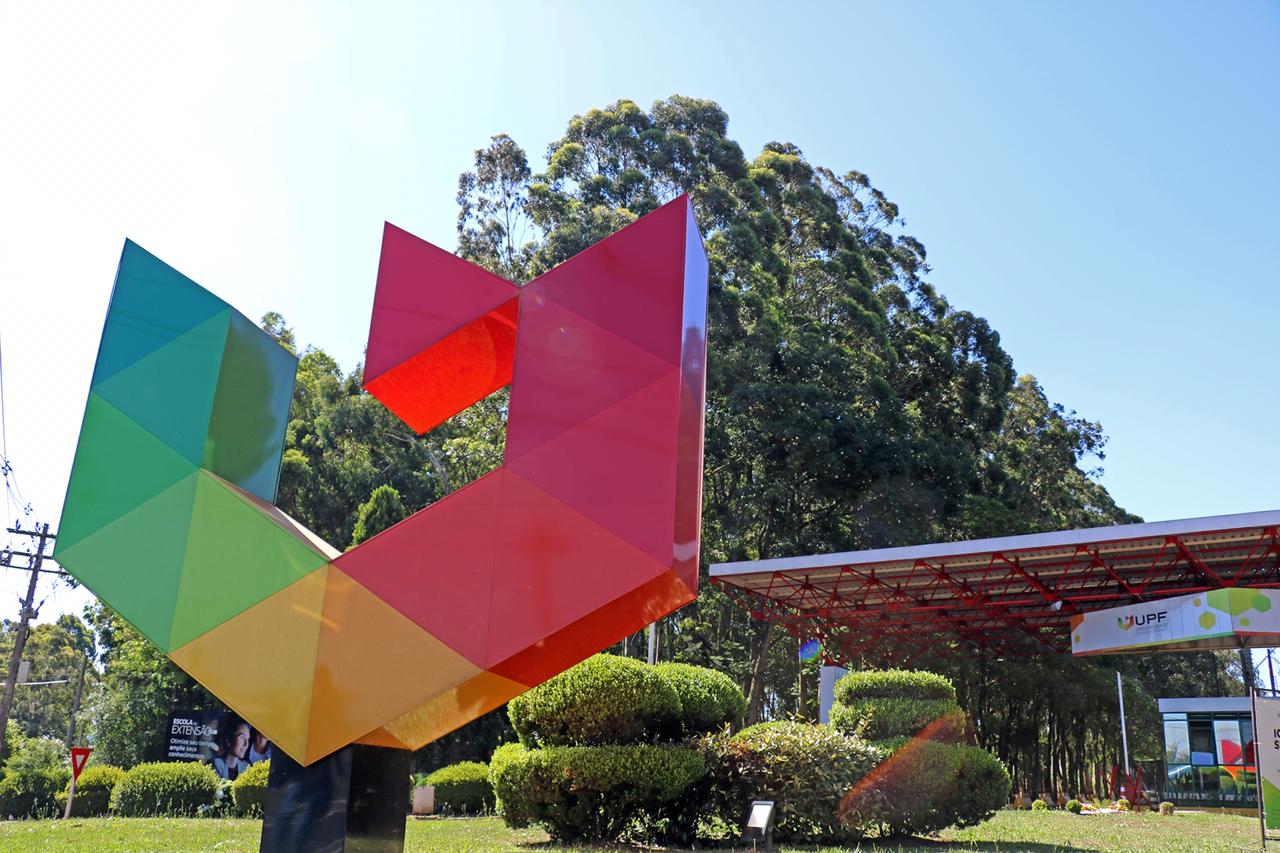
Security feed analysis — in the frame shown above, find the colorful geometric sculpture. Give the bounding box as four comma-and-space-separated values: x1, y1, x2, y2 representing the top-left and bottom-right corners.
55, 195, 709, 765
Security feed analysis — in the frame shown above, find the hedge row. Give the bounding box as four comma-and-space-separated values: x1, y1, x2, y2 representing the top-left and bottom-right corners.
0, 767, 69, 818
0, 759, 269, 819
112, 762, 222, 816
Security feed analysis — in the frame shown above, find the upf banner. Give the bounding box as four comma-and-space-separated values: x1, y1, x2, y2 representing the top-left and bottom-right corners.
1070, 588, 1280, 655
1255, 694, 1280, 830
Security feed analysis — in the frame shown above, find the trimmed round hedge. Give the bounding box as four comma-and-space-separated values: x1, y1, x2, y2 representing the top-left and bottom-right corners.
508, 654, 681, 746
425, 761, 494, 814
56, 764, 124, 817
231, 760, 271, 816
655, 662, 747, 735
831, 669, 959, 741
112, 761, 221, 816
707, 721, 881, 844
841, 740, 1010, 836
834, 669, 958, 703
490, 742, 705, 841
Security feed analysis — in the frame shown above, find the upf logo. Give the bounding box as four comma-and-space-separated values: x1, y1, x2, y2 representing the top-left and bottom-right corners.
1119, 611, 1168, 631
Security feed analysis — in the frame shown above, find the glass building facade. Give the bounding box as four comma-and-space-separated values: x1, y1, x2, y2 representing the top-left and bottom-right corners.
1157, 697, 1256, 807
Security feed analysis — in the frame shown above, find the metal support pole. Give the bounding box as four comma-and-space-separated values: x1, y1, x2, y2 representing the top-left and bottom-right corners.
1253, 688, 1266, 848
818, 665, 847, 724
62, 771, 77, 819
1117, 671, 1131, 775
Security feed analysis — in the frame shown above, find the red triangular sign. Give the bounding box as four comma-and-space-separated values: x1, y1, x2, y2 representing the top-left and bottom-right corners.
70, 747, 91, 781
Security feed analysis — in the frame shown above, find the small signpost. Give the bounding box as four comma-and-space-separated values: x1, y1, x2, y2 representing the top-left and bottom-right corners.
62, 747, 92, 819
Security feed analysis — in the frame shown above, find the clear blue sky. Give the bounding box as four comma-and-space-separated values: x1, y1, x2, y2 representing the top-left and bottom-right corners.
1, 1, 1277, 621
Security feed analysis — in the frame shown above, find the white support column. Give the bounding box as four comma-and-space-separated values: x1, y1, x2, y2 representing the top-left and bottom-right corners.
819, 665, 847, 724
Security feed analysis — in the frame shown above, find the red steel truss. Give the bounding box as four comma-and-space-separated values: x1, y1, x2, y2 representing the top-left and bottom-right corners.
710, 511, 1280, 667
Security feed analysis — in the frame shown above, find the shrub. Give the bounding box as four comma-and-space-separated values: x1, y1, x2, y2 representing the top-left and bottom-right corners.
231, 761, 271, 816
2, 735, 67, 776
1066, 798, 1083, 814
1159, 800, 1174, 815
831, 670, 960, 741
655, 662, 747, 735
0, 767, 70, 818
1114, 797, 1131, 811
702, 721, 880, 844
845, 741, 1010, 836
490, 742, 704, 842
112, 762, 221, 816
1031, 798, 1049, 811
507, 654, 681, 747
834, 669, 958, 704
425, 761, 493, 814
56, 765, 125, 817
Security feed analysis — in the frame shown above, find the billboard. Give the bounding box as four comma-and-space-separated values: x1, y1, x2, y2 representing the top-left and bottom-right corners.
167, 709, 272, 781
1256, 694, 1280, 830
1070, 588, 1280, 656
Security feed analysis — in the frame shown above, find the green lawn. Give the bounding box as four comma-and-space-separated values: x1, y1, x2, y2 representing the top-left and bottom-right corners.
0, 810, 1263, 852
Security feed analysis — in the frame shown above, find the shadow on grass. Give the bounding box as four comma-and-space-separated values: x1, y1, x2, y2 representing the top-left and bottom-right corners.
514, 838, 1091, 852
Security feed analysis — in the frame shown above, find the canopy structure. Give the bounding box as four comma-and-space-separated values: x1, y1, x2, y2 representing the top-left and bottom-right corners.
710, 510, 1280, 666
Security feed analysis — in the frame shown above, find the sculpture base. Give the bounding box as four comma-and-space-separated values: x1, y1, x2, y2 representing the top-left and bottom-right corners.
260, 744, 410, 853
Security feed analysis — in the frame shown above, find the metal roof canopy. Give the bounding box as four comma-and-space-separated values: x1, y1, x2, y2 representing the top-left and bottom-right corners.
709, 510, 1280, 666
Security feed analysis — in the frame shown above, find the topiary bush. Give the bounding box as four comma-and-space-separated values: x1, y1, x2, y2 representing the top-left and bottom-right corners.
231, 761, 271, 816
490, 742, 704, 842
507, 654, 681, 747
830, 669, 959, 741
700, 721, 881, 844
1159, 800, 1174, 815
842, 739, 1010, 836
654, 662, 747, 735
1114, 797, 1131, 811
112, 762, 221, 816
425, 761, 494, 814
1031, 797, 1049, 811
55, 765, 125, 817
1066, 798, 1083, 814
0, 767, 70, 818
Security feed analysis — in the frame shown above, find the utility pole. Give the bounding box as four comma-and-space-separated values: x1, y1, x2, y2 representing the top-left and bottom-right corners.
1268, 648, 1277, 693
0, 523, 55, 759
66, 655, 88, 748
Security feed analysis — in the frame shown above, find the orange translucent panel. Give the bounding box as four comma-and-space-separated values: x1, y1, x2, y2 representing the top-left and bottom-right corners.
169, 567, 329, 761
380, 671, 526, 747
306, 569, 480, 762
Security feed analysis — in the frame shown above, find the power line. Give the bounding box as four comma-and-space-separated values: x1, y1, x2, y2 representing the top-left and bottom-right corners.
0, 326, 35, 534
0, 324, 8, 465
